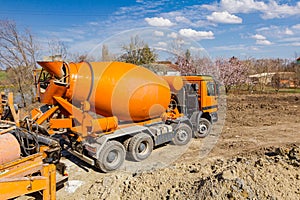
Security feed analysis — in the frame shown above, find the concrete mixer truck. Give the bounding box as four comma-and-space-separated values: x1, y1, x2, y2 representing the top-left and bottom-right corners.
27, 61, 218, 172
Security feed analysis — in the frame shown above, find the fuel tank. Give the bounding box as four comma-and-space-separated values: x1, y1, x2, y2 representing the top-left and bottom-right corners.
0, 133, 21, 164
38, 61, 171, 122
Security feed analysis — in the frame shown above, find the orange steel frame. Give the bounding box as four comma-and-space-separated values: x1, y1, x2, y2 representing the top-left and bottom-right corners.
0, 92, 19, 126
0, 153, 56, 200
0, 92, 57, 199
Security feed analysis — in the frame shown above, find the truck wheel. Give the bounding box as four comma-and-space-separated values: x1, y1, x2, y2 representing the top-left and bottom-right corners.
172, 123, 192, 146
195, 118, 211, 138
123, 137, 131, 160
123, 137, 131, 151
128, 133, 153, 162
97, 141, 125, 172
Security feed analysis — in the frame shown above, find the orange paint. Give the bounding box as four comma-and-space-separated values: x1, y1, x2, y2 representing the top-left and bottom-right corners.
37, 61, 64, 79
38, 61, 171, 122
0, 133, 20, 164
91, 116, 118, 133
161, 76, 184, 92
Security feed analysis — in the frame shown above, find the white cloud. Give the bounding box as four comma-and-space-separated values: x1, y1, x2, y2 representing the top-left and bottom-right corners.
256, 25, 297, 39
220, 0, 267, 13
251, 34, 266, 40
251, 33, 272, 46
291, 42, 300, 47
202, 0, 300, 20
179, 28, 214, 40
256, 39, 272, 45
175, 38, 185, 45
256, 26, 270, 32
280, 37, 300, 43
207, 11, 242, 24
145, 17, 175, 27
261, 1, 300, 19
154, 31, 164, 36
250, 46, 259, 51
157, 42, 167, 47
114, 1, 163, 17
284, 28, 294, 35
167, 32, 178, 39
292, 24, 300, 30
88, 22, 99, 26
213, 44, 246, 51
190, 46, 205, 52
280, 42, 300, 47
175, 16, 191, 24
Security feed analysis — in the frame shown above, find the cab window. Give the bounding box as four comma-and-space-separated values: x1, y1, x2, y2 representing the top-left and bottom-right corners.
207, 82, 216, 96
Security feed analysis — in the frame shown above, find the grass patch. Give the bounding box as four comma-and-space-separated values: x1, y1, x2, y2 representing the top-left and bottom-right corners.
278, 88, 300, 93
0, 71, 7, 81
227, 85, 300, 94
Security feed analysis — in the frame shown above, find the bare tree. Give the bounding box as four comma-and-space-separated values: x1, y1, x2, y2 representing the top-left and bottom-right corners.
47, 38, 67, 60
118, 35, 157, 65
67, 52, 97, 63
175, 49, 197, 74
0, 20, 38, 107
250, 59, 283, 92
193, 56, 213, 74
271, 73, 281, 92
101, 44, 114, 61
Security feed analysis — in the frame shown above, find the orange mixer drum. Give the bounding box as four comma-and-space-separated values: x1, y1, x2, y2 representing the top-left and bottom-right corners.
69, 62, 171, 122
0, 133, 21, 164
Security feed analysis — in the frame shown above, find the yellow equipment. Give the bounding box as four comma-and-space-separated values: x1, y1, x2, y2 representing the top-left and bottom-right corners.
0, 153, 56, 200
0, 93, 67, 200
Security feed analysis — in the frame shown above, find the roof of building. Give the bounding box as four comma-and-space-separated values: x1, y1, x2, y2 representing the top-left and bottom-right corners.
249, 72, 296, 78
249, 72, 275, 78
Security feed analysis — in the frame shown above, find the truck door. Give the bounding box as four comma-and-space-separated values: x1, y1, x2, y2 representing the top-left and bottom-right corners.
200, 81, 218, 114
185, 83, 199, 118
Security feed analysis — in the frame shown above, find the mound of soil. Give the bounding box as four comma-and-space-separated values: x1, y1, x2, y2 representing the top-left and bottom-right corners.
54, 93, 300, 199
81, 145, 300, 200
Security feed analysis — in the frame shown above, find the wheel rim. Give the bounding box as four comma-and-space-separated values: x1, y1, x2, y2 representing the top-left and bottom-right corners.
107, 150, 119, 164
138, 142, 146, 153
199, 123, 208, 134
177, 129, 188, 142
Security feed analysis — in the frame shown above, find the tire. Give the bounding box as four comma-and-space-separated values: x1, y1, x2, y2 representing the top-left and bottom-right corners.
128, 133, 153, 162
97, 141, 125, 172
123, 137, 131, 160
194, 118, 212, 138
172, 123, 192, 146
47, 150, 61, 164
123, 137, 131, 151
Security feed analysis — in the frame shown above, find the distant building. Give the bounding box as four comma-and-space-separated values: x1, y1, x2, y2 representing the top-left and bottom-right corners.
142, 61, 181, 76
272, 72, 297, 88
249, 72, 275, 85
249, 72, 297, 88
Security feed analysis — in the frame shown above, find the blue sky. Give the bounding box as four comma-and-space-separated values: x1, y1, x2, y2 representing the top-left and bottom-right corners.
1, 0, 300, 60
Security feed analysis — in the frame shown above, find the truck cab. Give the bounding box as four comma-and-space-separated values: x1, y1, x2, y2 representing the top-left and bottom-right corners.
173, 75, 218, 138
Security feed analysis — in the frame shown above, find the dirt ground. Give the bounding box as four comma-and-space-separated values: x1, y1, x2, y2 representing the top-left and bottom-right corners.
51, 93, 300, 200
